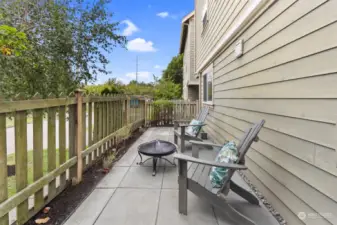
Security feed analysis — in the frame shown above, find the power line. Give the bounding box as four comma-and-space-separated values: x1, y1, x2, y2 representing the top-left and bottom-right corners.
136, 55, 138, 83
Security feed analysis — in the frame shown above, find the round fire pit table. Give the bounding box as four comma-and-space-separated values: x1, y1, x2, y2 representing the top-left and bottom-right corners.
137, 139, 177, 176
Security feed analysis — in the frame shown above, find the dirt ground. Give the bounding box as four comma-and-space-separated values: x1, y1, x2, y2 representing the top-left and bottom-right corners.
25, 129, 145, 225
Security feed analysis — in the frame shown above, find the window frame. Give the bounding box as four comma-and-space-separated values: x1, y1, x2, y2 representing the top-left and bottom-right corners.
201, 0, 208, 30
202, 63, 213, 105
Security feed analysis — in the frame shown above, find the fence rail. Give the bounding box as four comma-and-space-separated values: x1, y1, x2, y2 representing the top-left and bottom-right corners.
0, 96, 196, 225
145, 100, 199, 126
0, 92, 146, 225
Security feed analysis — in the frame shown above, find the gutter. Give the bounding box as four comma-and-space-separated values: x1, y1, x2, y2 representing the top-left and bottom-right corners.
196, 0, 277, 74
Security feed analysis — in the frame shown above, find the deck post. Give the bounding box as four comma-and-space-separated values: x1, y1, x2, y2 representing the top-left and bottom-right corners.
178, 159, 188, 215
180, 126, 186, 153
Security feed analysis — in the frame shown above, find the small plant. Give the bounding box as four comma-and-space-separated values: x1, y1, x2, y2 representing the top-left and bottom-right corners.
153, 99, 174, 109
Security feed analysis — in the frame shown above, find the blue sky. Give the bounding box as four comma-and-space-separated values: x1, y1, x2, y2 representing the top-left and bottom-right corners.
94, 0, 194, 85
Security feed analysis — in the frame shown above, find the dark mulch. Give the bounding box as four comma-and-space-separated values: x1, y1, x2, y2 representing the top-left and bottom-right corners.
25, 128, 145, 225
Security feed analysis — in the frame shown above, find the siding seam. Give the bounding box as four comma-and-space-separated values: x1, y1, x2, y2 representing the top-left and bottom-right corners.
209, 110, 336, 150
197, 0, 231, 66
246, 156, 334, 225
200, 0, 244, 61
213, 0, 298, 68
214, 72, 337, 94
213, 103, 336, 125
243, 169, 305, 225
213, 0, 329, 77
214, 46, 337, 86
214, 11, 336, 80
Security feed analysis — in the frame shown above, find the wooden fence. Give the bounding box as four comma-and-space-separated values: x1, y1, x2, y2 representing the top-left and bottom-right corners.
0, 92, 146, 225
145, 100, 199, 126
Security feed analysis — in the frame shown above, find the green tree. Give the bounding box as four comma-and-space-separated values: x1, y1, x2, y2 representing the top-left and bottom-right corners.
153, 76, 181, 100
0, 25, 28, 56
162, 54, 183, 84
0, 0, 126, 98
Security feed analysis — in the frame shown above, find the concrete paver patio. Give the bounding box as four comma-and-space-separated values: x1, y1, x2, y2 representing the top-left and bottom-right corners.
64, 127, 278, 225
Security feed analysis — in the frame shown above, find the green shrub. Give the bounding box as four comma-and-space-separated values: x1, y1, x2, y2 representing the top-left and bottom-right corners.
153, 99, 174, 109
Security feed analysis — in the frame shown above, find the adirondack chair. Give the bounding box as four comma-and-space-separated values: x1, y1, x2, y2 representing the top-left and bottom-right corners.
174, 120, 265, 225
173, 106, 209, 152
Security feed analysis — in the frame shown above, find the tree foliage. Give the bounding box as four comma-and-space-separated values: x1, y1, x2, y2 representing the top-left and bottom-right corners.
0, 0, 126, 98
161, 54, 183, 97
84, 75, 181, 100
0, 25, 28, 56
162, 54, 183, 84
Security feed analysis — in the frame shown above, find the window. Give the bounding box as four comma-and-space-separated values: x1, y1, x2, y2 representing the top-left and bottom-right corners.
202, 64, 213, 104
201, 0, 208, 29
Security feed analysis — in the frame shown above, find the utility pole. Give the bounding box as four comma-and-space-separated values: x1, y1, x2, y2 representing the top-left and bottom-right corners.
136, 55, 138, 84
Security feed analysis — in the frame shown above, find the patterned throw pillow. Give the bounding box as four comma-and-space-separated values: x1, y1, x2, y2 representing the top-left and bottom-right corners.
185, 119, 202, 136
209, 141, 238, 188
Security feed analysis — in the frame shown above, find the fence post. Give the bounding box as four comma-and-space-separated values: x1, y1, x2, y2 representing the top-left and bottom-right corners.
124, 96, 130, 126
144, 99, 147, 127
75, 89, 84, 184
0, 111, 8, 225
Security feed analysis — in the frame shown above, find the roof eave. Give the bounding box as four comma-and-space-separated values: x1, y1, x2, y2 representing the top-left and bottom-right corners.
179, 11, 195, 54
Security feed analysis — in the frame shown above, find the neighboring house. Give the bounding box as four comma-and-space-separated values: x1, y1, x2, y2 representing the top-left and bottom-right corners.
190, 0, 337, 224
180, 11, 199, 101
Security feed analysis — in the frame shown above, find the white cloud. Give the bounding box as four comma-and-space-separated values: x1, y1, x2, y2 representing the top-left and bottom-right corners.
157, 12, 169, 18
117, 77, 130, 84
122, 20, 139, 36
154, 65, 161, 69
127, 38, 157, 52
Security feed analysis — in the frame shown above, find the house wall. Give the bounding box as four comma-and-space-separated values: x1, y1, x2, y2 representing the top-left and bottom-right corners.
183, 16, 198, 101
183, 27, 191, 100
195, 0, 337, 224
188, 17, 197, 80
188, 85, 199, 101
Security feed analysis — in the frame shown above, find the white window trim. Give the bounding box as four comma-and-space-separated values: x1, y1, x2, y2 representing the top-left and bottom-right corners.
202, 63, 213, 105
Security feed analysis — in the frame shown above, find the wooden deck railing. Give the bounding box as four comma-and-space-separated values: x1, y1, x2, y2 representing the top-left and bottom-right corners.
0, 92, 146, 225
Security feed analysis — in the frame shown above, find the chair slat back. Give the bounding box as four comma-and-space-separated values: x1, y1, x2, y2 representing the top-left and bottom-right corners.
218, 120, 265, 193
196, 106, 209, 122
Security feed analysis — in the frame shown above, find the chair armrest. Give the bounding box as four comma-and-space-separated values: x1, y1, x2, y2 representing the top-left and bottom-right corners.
174, 154, 247, 170
179, 123, 206, 128
173, 119, 191, 123
174, 120, 191, 129
190, 140, 222, 148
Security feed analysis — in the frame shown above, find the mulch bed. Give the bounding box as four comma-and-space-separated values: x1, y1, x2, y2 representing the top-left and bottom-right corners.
25, 128, 145, 225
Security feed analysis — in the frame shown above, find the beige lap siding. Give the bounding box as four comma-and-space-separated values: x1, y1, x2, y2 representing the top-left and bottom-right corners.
196, 0, 337, 224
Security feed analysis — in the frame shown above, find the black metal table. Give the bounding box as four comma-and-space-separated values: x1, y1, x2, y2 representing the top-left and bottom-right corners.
137, 140, 177, 176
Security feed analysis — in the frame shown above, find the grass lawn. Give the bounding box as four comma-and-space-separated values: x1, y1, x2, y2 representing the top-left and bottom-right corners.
7, 149, 69, 197
6, 116, 33, 128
